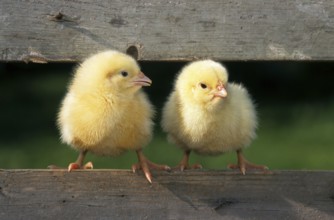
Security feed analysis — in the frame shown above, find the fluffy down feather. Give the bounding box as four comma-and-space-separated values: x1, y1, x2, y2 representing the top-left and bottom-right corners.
161, 60, 267, 174
52, 50, 169, 183
59, 50, 153, 155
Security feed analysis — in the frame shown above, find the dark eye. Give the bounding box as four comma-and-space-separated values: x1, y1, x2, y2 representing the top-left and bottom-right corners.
121, 71, 128, 77
200, 83, 207, 89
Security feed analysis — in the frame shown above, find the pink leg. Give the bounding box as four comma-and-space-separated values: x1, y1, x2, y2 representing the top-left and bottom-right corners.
68, 150, 93, 171
174, 150, 202, 171
228, 149, 268, 175
132, 149, 170, 184
48, 150, 93, 171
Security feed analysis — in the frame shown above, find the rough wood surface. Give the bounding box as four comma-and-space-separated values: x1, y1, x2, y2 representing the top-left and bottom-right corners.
0, 170, 333, 219
1, 0, 334, 62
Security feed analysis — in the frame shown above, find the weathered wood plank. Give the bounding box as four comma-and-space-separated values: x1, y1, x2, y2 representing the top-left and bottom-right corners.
1, 0, 334, 62
0, 170, 333, 219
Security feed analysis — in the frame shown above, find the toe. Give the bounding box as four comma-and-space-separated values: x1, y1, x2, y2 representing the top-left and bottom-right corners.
164, 165, 171, 172
131, 163, 141, 173
144, 171, 152, 184
227, 164, 239, 169
47, 165, 61, 169
240, 166, 246, 175
84, 161, 93, 169
68, 163, 80, 172
191, 163, 203, 169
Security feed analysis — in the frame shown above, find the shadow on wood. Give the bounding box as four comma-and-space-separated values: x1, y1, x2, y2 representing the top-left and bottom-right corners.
0, 170, 333, 219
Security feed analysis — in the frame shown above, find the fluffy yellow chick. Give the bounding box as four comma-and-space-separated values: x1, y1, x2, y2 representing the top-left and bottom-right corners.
161, 60, 267, 174
50, 50, 169, 183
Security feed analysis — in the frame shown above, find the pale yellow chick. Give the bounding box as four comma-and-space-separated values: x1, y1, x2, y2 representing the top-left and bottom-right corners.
161, 60, 267, 174
51, 50, 169, 183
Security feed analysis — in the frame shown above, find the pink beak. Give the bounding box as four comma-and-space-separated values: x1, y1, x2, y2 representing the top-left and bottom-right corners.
214, 84, 227, 98
132, 72, 152, 86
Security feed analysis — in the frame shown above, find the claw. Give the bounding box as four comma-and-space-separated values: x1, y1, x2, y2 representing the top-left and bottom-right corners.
144, 171, 152, 184
84, 161, 93, 169
228, 149, 268, 175
131, 163, 141, 173
240, 167, 246, 175
176, 163, 202, 171
132, 165, 136, 173
47, 165, 61, 169
134, 149, 170, 184
67, 161, 93, 171
174, 150, 202, 171
192, 163, 203, 169
162, 165, 171, 172
68, 163, 80, 172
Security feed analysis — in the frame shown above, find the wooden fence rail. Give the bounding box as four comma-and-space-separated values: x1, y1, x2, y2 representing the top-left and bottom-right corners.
1, 0, 334, 62
0, 170, 333, 219
1, 0, 333, 219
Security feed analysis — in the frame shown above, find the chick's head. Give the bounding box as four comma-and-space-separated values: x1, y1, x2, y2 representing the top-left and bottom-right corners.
176, 60, 228, 108
73, 50, 151, 96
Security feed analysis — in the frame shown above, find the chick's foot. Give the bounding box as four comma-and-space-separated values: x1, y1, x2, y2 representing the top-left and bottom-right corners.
228, 149, 268, 175
132, 149, 171, 183
68, 161, 93, 171
174, 150, 202, 171
49, 150, 93, 171
67, 150, 93, 171
174, 163, 203, 171
47, 161, 93, 171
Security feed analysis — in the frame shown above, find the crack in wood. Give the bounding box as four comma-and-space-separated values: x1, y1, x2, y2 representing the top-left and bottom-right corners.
21, 52, 48, 63
0, 170, 332, 218
213, 198, 238, 211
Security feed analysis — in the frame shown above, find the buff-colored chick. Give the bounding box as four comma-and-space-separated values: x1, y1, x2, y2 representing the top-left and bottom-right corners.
50, 50, 169, 183
161, 60, 267, 174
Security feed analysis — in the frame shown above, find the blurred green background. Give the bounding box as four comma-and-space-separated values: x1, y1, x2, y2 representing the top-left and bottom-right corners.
0, 61, 333, 170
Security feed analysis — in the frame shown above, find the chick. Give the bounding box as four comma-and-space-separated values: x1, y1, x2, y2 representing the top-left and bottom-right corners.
50, 50, 169, 183
161, 60, 267, 174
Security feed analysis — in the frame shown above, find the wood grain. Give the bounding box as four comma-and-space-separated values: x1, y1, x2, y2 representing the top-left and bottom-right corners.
0, 170, 333, 219
1, 0, 333, 62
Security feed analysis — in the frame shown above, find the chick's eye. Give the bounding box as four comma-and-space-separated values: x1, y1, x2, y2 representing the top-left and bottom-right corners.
120, 71, 128, 77
200, 83, 207, 89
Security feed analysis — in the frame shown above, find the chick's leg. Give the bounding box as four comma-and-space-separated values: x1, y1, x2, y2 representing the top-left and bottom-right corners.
174, 150, 202, 171
68, 150, 93, 171
132, 149, 170, 184
48, 150, 93, 170
228, 149, 268, 175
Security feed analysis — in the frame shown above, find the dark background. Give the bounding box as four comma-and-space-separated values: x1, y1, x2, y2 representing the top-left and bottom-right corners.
0, 61, 333, 169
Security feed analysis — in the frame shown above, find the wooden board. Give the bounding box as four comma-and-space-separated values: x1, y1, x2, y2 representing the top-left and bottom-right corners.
0, 170, 333, 219
1, 0, 334, 62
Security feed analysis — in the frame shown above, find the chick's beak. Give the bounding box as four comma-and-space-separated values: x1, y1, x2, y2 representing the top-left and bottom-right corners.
132, 72, 152, 87
214, 85, 227, 98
